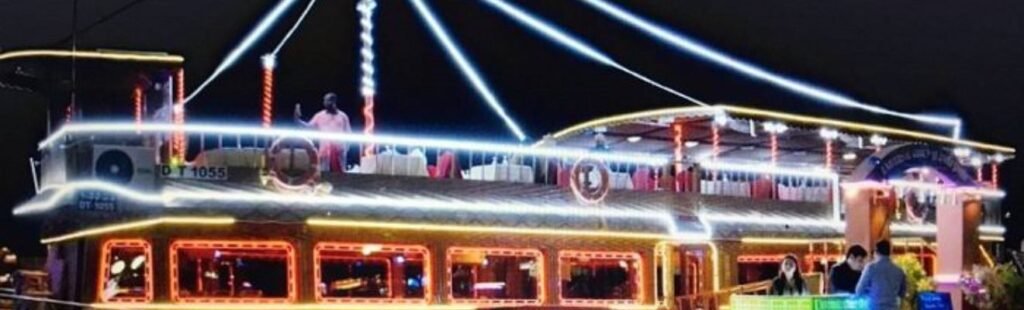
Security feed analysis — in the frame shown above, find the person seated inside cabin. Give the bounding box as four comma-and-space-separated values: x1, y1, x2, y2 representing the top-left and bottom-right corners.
295, 92, 352, 173
829, 245, 868, 294
770, 254, 808, 296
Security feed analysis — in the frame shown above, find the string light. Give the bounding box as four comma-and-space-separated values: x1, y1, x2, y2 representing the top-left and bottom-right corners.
579, 0, 963, 138
0, 49, 183, 63
358, 0, 378, 155
481, 0, 708, 107
38, 122, 669, 165
410, 0, 527, 141
672, 122, 684, 173
173, 69, 186, 163
763, 122, 787, 165
133, 85, 143, 131
820, 128, 839, 170
261, 55, 275, 128
184, 0, 300, 104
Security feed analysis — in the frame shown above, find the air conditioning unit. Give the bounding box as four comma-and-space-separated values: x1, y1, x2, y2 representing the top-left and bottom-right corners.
39, 143, 157, 190
91, 145, 157, 189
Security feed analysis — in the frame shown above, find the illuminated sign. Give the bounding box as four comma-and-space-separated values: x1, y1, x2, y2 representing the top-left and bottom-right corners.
158, 165, 228, 181
856, 144, 976, 186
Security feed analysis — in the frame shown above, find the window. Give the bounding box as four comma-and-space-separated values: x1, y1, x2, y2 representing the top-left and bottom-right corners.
560, 251, 642, 305
98, 239, 152, 303
447, 247, 543, 305
170, 240, 296, 303
314, 243, 430, 303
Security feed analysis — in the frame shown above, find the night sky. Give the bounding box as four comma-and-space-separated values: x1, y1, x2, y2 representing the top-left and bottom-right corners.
1, 0, 1022, 256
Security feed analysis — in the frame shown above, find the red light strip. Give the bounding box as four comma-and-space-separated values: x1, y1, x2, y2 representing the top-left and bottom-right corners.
991, 163, 999, 187
672, 122, 684, 173
770, 133, 778, 165
133, 85, 144, 131
173, 69, 186, 163
558, 250, 643, 306
445, 247, 544, 306
97, 239, 153, 304
261, 68, 274, 128
362, 96, 376, 156
711, 125, 720, 161
312, 242, 431, 304
169, 240, 296, 304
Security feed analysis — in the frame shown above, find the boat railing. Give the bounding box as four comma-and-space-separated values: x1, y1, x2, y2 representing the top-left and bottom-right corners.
39, 122, 840, 207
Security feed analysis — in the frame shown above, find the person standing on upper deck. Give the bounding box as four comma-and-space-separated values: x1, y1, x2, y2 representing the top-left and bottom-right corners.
295, 92, 352, 172
856, 240, 906, 310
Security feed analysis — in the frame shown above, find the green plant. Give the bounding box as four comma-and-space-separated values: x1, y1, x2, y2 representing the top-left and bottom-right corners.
893, 255, 933, 310
960, 263, 1024, 310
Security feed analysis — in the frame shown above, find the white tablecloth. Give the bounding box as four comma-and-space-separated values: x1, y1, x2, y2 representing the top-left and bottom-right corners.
466, 164, 535, 183
360, 153, 428, 177
607, 172, 633, 190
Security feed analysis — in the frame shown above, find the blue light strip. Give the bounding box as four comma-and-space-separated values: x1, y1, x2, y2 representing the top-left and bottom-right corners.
483, 0, 707, 106
410, 0, 527, 141
581, 0, 962, 135
185, 0, 299, 104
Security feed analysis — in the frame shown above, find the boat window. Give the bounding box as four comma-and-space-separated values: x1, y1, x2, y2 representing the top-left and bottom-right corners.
314, 243, 429, 302
98, 240, 152, 303
560, 251, 642, 304
170, 240, 295, 303
447, 247, 543, 304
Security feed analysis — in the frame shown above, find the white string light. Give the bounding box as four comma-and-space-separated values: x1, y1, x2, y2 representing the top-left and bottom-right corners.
357, 0, 377, 97
410, 0, 527, 141
38, 122, 669, 165
580, 0, 963, 138
184, 0, 299, 104
482, 0, 708, 107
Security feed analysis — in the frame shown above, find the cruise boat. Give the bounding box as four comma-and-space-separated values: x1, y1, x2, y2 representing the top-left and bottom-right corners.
5, 49, 1011, 310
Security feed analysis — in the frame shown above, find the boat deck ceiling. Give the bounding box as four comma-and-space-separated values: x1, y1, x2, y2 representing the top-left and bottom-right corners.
31, 174, 844, 239
552, 116, 886, 175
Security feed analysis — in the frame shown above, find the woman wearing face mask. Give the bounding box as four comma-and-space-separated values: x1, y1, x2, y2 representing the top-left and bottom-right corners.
770, 254, 808, 296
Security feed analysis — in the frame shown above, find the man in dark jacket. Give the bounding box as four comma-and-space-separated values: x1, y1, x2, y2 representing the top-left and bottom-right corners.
829, 245, 868, 294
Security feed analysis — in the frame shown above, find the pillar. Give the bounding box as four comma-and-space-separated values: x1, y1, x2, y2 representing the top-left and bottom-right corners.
935, 193, 982, 310
842, 184, 895, 252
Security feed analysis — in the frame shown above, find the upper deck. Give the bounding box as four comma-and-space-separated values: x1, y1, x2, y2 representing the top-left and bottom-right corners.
14, 104, 1012, 242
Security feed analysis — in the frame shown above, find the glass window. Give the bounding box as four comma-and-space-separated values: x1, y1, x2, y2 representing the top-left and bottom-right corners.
314, 243, 429, 302
98, 240, 152, 303
560, 251, 642, 303
170, 240, 295, 303
448, 248, 543, 304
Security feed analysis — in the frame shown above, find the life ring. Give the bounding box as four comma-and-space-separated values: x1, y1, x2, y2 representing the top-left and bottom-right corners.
267, 137, 320, 191
570, 158, 611, 204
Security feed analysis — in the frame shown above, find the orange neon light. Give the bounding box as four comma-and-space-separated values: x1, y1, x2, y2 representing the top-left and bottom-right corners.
362, 96, 375, 156
672, 122, 684, 173
261, 68, 274, 128
558, 250, 644, 307
711, 125, 720, 161
991, 163, 999, 187
770, 133, 778, 165
98, 239, 153, 303
133, 85, 144, 131
445, 247, 545, 306
172, 69, 186, 163
169, 240, 297, 304
313, 242, 431, 305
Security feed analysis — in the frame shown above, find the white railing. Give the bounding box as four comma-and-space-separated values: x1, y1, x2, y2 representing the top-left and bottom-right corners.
40, 122, 841, 207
